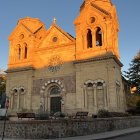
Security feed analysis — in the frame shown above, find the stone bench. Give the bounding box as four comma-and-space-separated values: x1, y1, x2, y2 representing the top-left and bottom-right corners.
17, 112, 35, 120
74, 111, 88, 119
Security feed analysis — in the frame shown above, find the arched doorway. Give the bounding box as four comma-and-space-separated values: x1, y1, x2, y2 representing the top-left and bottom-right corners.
40, 79, 65, 114
49, 85, 61, 114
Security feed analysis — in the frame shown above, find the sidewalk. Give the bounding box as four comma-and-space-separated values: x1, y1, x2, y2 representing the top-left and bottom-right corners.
1, 127, 140, 140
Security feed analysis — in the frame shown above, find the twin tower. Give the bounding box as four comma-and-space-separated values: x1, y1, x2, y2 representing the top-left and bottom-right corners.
7, 0, 126, 115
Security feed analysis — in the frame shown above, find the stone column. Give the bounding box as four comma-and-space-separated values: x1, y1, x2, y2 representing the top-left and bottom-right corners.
92, 30, 96, 47
84, 88, 88, 109
93, 85, 97, 106
93, 85, 97, 113
17, 89, 20, 110
45, 95, 47, 111
15, 48, 18, 62
84, 30, 88, 49
61, 96, 65, 113
83, 88, 85, 108
103, 84, 107, 108
40, 90, 45, 112
48, 96, 50, 112
10, 93, 13, 110
60, 92, 63, 113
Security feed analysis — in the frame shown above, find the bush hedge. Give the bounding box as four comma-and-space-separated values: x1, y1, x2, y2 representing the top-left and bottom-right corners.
35, 112, 49, 120
97, 109, 130, 118
126, 107, 140, 115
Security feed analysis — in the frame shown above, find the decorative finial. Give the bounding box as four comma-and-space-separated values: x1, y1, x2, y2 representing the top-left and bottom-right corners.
85, 0, 91, 5
53, 17, 56, 24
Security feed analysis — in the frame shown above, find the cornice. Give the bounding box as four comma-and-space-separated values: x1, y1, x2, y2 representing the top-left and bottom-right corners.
74, 55, 123, 67
6, 66, 35, 73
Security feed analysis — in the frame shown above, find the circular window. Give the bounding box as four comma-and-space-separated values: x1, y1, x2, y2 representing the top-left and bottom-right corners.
50, 86, 61, 95
19, 34, 24, 39
52, 37, 58, 42
90, 17, 96, 24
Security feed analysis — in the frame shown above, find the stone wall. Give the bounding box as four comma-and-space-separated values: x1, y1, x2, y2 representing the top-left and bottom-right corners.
33, 75, 76, 95
0, 116, 140, 139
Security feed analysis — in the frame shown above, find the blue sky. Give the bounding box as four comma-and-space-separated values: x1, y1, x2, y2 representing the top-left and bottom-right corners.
0, 0, 140, 72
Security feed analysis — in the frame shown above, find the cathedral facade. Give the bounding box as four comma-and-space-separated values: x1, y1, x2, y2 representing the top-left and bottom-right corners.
6, 0, 126, 115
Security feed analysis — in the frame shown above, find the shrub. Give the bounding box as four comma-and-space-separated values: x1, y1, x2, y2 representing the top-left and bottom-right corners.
126, 108, 140, 115
136, 100, 140, 108
54, 112, 66, 118
35, 112, 49, 120
97, 109, 111, 118
126, 95, 140, 107
97, 110, 130, 118
109, 112, 130, 117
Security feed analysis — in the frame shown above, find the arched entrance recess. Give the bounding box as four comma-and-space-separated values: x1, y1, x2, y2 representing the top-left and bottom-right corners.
40, 79, 65, 113
49, 85, 61, 113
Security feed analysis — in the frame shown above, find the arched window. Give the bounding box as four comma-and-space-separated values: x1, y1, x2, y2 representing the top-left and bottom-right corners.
97, 82, 103, 87
96, 81, 104, 108
12, 87, 25, 110
87, 29, 93, 48
13, 93, 18, 109
96, 27, 102, 46
24, 46, 28, 59
50, 85, 61, 95
87, 82, 93, 88
84, 81, 94, 108
18, 47, 21, 60
23, 43, 28, 59
19, 88, 25, 109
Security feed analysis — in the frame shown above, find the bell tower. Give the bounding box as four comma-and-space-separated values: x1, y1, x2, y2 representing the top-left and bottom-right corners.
74, 0, 120, 60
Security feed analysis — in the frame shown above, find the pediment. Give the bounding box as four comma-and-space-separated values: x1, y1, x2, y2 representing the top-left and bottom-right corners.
19, 17, 44, 33
81, 0, 112, 13
9, 17, 44, 40
39, 23, 75, 48
74, 2, 112, 25
8, 23, 31, 41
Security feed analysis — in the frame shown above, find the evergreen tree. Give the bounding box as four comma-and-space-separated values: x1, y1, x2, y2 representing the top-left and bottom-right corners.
0, 77, 6, 108
0, 76, 6, 95
124, 51, 140, 95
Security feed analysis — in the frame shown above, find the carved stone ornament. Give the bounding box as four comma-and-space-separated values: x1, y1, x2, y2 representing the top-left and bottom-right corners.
48, 55, 63, 73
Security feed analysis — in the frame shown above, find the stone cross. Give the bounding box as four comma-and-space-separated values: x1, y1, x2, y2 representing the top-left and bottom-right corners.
53, 17, 56, 24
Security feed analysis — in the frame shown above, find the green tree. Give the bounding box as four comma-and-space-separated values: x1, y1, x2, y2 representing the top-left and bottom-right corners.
136, 100, 140, 108
127, 95, 140, 107
0, 76, 6, 108
124, 51, 140, 95
0, 76, 6, 95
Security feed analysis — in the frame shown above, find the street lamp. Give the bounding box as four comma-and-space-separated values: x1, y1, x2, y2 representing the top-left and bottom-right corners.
1, 96, 9, 140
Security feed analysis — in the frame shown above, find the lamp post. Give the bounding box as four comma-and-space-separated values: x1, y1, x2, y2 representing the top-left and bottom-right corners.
1, 97, 9, 140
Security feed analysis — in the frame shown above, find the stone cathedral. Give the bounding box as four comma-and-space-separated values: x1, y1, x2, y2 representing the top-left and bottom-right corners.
6, 0, 126, 115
